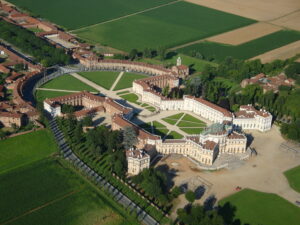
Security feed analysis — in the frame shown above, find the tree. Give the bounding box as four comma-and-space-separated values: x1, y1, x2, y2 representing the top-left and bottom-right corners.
185, 190, 196, 203
158, 47, 167, 61
74, 123, 83, 142
170, 186, 182, 198
162, 84, 170, 97
122, 126, 137, 149
82, 116, 93, 126
143, 48, 152, 58
129, 49, 138, 60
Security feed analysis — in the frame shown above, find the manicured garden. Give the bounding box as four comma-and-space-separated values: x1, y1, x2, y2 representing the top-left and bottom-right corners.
35, 90, 74, 103
113, 73, 148, 90
41, 74, 97, 92
8, 0, 175, 29
219, 189, 300, 225
75, 1, 255, 51
163, 113, 206, 135
0, 129, 57, 174
0, 159, 136, 225
78, 71, 120, 90
178, 30, 300, 62
284, 166, 300, 193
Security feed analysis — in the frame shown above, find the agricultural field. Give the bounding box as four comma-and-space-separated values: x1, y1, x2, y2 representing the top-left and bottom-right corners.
0, 129, 57, 174
78, 71, 120, 90
219, 189, 300, 225
41, 75, 97, 92
178, 30, 300, 62
0, 159, 136, 225
113, 73, 148, 90
75, 1, 255, 51
284, 166, 300, 193
7, 0, 176, 30
35, 90, 73, 103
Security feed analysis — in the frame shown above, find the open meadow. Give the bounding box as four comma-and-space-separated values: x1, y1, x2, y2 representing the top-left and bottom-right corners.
0, 159, 137, 225
0, 129, 57, 174
219, 189, 300, 225
7, 0, 176, 29
75, 1, 255, 51
178, 30, 300, 62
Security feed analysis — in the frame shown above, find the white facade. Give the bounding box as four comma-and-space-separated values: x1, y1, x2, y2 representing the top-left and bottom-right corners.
133, 82, 272, 132
43, 101, 61, 117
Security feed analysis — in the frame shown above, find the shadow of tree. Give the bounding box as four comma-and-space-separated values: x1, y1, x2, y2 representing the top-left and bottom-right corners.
217, 202, 251, 225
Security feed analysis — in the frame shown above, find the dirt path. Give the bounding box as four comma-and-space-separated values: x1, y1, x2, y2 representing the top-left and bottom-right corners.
1, 190, 79, 225
110, 72, 124, 91
70, 0, 181, 32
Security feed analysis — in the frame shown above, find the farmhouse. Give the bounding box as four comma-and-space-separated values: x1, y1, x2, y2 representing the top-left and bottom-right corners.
241, 73, 295, 93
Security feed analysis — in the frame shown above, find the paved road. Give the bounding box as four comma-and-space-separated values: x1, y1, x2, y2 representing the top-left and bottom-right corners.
48, 119, 160, 225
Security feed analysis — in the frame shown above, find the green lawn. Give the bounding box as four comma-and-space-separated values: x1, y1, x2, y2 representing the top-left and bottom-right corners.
120, 93, 140, 104
178, 30, 300, 62
219, 189, 300, 225
41, 75, 97, 92
75, 1, 255, 51
0, 129, 57, 174
181, 114, 206, 124
117, 91, 130, 95
180, 127, 204, 134
153, 128, 169, 138
7, 0, 175, 29
138, 53, 217, 73
113, 73, 148, 90
166, 113, 184, 120
284, 166, 300, 193
0, 159, 137, 225
35, 90, 74, 102
152, 121, 166, 128
78, 71, 120, 90
177, 121, 206, 128
162, 118, 178, 125
166, 131, 183, 139
146, 106, 156, 112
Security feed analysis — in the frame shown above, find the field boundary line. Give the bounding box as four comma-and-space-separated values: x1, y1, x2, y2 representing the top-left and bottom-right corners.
70, 0, 182, 32
1, 190, 80, 225
36, 87, 97, 94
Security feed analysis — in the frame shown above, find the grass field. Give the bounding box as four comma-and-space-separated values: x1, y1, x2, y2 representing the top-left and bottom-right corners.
180, 127, 204, 134
0, 159, 137, 225
120, 93, 140, 104
284, 166, 300, 193
7, 0, 175, 29
35, 90, 73, 102
0, 129, 57, 174
41, 75, 97, 92
178, 30, 300, 62
75, 1, 255, 51
138, 53, 218, 73
113, 73, 148, 90
219, 189, 300, 225
78, 71, 120, 90
166, 131, 183, 139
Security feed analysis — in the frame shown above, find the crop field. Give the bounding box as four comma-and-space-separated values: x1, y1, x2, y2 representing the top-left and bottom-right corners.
78, 71, 120, 90
113, 73, 148, 90
178, 30, 300, 62
41, 75, 97, 92
75, 1, 255, 51
7, 0, 176, 30
284, 166, 300, 193
0, 159, 137, 225
35, 90, 73, 103
0, 130, 57, 174
219, 189, 300, 225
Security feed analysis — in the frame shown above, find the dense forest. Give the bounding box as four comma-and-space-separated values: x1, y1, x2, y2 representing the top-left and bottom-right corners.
0, 19, 71, 66
184, 57, 300, 142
